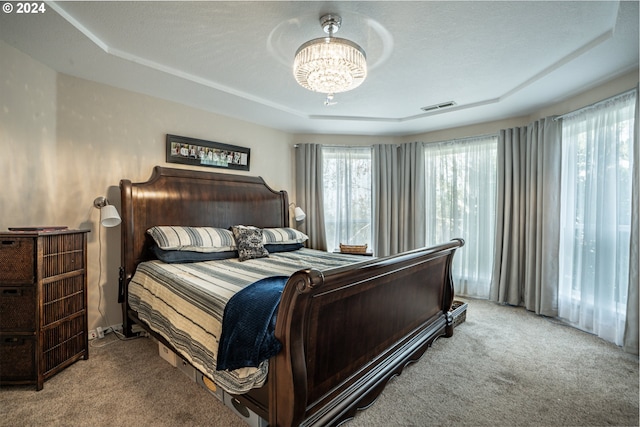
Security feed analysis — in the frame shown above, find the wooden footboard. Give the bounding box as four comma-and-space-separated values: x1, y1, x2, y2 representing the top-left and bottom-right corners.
120, 166, 463, 427
270, 239, 464, 427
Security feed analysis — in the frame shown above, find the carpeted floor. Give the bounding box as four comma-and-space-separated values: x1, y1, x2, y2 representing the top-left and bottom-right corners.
1, 298, 638, 426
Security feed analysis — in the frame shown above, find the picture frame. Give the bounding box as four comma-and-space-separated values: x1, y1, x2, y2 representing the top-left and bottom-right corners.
166, 134, 250, 171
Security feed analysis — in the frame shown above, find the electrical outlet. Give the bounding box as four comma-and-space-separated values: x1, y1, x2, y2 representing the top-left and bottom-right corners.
96, 326, 104, 339
88, 330, 98, 340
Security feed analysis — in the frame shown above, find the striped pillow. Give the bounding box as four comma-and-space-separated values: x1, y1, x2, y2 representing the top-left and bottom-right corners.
147, 226, 236, 253
262, 228, 308, 245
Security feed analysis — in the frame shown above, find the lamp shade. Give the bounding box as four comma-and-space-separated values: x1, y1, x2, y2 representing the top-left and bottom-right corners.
294, 206, 306, 222
100, 204, 121, 227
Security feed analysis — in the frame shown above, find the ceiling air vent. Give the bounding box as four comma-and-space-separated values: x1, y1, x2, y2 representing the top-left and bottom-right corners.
421, 101, 457, 112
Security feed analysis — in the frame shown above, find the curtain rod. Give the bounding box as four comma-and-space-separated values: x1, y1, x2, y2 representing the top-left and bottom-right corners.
293, 144, 393, 148
553, 87, 637, 121
422, 132, 498, 146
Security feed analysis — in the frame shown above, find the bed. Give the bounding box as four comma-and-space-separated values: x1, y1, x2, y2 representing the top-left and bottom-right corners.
119, 166, 464, 427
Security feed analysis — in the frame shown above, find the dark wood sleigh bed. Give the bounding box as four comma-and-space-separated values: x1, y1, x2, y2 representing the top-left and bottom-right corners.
119, 166, 464, 427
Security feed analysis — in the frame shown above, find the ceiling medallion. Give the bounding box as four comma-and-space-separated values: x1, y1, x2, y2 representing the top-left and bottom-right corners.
293, 14, 367, 103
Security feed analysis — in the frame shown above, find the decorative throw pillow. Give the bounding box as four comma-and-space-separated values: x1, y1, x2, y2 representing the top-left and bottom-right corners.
232, 225, 269, 262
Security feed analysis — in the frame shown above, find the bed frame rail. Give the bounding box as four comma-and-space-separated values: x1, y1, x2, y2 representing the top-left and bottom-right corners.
270, 239, 463, 426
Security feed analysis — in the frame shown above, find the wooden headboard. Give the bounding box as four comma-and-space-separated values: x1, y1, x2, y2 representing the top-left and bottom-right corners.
116, 166, 464, 427
118, 166, 289, 305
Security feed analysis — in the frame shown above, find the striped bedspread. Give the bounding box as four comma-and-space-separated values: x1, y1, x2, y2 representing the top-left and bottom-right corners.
128, 248, 364, 394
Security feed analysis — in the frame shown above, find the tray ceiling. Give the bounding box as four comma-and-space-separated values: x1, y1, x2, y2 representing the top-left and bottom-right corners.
1, 1, 637, 136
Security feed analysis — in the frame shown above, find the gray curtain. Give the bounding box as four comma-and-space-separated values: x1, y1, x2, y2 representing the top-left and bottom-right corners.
372, 144, 398, 256
490, 117, 561, 316
372, 142, 426, 256
623, 88, 639, 355
400, 142, 426, 251
295, 144, 327, 251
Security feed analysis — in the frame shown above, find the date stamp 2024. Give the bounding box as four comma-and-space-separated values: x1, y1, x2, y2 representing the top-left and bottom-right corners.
3, 2, 47, 14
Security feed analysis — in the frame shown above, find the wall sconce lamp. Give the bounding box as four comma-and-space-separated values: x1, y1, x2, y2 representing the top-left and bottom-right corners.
289, 203, 306, 222
93, 196, 121, 227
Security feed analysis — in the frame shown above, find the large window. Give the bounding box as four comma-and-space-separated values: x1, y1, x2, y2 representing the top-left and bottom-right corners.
322, 146, 372, 252
424, 136, 497, 298
559, 91, 636, 345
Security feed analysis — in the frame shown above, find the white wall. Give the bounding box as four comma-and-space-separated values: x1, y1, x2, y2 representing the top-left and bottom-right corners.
292, 69, 638, 147
403, 70, 639, 144
1, 40, 295, 332
292, 134, 403, 146
1, 41, 58, 223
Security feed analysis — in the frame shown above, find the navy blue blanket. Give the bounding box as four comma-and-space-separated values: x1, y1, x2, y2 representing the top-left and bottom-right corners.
216, 275, 288, 371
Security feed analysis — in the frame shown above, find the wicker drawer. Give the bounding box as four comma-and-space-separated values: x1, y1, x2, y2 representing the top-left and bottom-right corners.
42, 251, 84, 278
42, 315, 86, 374
0, 287, 36, 331
42, 275, 85, 326
42, 233, 84, 255
0, 335, 36, 381
0, 238, 35, 284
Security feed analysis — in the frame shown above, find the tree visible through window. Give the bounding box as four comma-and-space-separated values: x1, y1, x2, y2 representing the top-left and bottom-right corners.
424, 136, 497, 298
322, 146, 372, 252
558, 90, 636, 345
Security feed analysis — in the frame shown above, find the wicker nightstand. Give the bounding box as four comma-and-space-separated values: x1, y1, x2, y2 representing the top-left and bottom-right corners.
0, 229, 89, 390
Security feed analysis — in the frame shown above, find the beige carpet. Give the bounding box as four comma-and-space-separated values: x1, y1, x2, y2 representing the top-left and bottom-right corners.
1, 299, 638, 427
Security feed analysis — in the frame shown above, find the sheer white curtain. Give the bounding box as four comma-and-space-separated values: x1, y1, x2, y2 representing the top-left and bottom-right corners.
424, 136, 497, 298
322, 146, 372, 252
559, 90, 636, 346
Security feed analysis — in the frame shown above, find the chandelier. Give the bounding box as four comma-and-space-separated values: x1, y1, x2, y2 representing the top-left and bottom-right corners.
293, 14, 367, 98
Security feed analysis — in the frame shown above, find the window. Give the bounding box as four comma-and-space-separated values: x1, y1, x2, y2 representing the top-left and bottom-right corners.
424, 136, 498, 298
322, 146, 372, 252
559, 91, 636, 345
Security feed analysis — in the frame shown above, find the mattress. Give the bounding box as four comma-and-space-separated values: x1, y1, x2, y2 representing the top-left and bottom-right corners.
128, 248, 363, 394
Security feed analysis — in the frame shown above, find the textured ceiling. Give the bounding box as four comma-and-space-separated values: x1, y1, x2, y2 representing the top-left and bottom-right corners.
1, 1, 638, 136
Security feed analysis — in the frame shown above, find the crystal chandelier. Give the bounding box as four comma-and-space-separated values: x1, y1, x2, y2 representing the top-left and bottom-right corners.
293, 14, 367, 98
